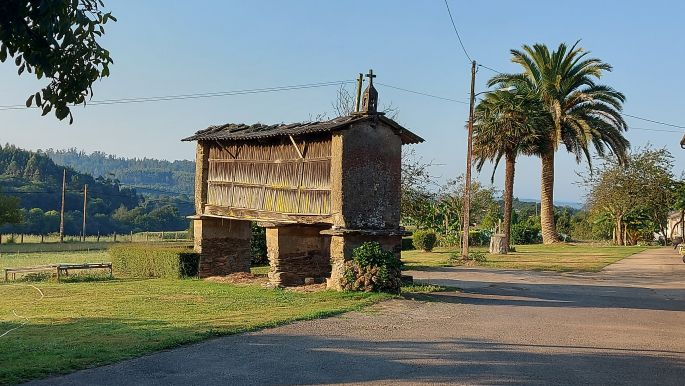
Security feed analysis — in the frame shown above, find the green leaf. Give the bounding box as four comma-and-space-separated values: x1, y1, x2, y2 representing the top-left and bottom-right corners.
35, 92, 42, 106
26, 95, 34, 108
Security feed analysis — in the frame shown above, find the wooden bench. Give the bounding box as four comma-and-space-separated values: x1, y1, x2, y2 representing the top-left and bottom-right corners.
4, 263, 112, 282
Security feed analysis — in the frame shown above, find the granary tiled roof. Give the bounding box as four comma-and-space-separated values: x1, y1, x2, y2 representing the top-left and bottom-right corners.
181, 114, 424, 145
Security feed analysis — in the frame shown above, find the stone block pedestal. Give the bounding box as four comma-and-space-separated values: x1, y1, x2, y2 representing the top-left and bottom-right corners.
266, 224, 331, 287
193, 217, 251, 277
323, 229, 404, 290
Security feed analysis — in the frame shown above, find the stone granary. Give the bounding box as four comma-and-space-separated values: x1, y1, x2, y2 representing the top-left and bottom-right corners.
182, 72, 423, 289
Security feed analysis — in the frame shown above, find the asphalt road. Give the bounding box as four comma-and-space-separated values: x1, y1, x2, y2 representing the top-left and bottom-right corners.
30, 248, 685, 385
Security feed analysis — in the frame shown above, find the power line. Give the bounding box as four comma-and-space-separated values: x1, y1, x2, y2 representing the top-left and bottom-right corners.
0, 80, 354, 111
623, 114, 685, 129
477, 64, 503, 74
630, 127, 682, 134
443, 0, 472, 63
377, 82, 468, 104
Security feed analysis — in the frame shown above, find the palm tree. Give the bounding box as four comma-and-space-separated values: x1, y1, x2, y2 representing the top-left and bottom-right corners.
473, 87, 549, 253
489, 41, 630, 243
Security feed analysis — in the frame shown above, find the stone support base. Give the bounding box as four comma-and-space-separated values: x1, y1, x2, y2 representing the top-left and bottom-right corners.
193, 217, 251, 278
326, 232, 402, 290
267, 224, 331, 287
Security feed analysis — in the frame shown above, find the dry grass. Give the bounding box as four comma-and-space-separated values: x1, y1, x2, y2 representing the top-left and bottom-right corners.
402, 243, 651, 272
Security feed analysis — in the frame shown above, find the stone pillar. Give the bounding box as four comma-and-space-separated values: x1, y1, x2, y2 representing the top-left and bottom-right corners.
193, 217, 251, 277
194, 142, 210, 216
266, 224, 331, 287
326, 230, 402, 290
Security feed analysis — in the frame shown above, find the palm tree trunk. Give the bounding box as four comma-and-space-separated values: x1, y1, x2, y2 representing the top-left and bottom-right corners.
540, 149, 558, 244
502, 153, 516, 254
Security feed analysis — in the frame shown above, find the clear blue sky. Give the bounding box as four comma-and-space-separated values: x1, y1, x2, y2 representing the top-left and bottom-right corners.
1, 0, 683, 203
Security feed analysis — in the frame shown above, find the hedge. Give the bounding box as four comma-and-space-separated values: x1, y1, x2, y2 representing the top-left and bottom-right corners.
109, 243, 199, 279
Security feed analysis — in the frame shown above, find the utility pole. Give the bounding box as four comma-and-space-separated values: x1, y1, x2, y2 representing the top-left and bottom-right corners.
354, 73, 364, 113
82, 184, 88, 242
461, 60, 477, 258
59, 169, 66, 243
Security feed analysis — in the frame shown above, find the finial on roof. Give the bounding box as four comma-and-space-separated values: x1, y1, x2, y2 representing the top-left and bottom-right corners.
361, 69, 379, 115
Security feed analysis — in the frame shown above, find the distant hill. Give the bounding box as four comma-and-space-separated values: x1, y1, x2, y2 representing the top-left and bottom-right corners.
0, 144, 191, 235
44, 148, 195, 197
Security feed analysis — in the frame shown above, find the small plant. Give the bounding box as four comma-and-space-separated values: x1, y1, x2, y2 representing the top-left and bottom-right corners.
340, 241, 402, 293
401, 283, 449, 294
469, 250, 487, 262
413, 230, 437, 252
448, 250, 487, 265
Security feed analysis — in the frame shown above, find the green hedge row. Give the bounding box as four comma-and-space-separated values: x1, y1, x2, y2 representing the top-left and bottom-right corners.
109, 243, 199, 278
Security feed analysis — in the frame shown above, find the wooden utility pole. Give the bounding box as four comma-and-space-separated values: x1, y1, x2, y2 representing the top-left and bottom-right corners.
461, 60, 477, 258
354, 73, 364, 113
81, 184, 88, 242
59, 169, 66, 243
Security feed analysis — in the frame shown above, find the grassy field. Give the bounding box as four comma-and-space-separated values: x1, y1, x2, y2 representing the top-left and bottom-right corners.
0, 277, 389, 384
402, 243, 651, 272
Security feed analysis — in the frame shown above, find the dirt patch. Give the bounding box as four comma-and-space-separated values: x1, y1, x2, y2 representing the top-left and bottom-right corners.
204, 272, 268, 286
284, 283, 328, 293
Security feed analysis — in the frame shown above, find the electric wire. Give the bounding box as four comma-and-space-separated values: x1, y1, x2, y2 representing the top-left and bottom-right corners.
443, 0, 472, 63
0, 80, 354, 111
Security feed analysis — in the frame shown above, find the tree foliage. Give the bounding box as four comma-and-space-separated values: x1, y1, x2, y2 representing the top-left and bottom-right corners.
0, 192, 22, 226
0, 0, 115, 122
583, 147, 676, 244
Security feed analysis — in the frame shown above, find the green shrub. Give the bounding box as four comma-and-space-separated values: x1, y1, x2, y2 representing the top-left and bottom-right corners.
469, 229, 491, 247
511, 222, 542, 244
413, 230, 437, 252
109, 243, 199, 279
401, 237, 415, 251
250, 222, 268, 265
469, 250, 487, 262
340, 241, 402, 293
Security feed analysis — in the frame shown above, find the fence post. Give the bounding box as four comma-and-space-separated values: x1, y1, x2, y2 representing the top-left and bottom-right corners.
20, 234, 24, 244
41, 234, 44, 243
114, 232, 117, 242
130, 231, 133, 242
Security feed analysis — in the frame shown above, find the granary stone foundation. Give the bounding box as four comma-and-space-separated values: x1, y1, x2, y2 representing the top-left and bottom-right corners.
266, 224, 331, 287
193, 217, 251, 277
324, 229, 403, 290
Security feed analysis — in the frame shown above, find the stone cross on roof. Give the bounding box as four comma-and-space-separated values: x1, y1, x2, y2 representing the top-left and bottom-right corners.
361, 69, 379, 114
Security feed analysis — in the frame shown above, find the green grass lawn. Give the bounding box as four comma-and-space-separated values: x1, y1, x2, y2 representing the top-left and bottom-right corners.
402, 243, 651, 272
0, 278, 389, 384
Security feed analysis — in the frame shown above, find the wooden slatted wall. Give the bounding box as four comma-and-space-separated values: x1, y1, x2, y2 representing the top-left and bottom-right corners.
207, 136, 332, 215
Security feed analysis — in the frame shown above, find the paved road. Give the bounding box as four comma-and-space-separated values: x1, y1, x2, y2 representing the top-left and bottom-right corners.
31, 248, 685, 385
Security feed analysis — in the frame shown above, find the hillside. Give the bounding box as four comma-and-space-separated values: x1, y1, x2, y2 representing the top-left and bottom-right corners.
0, 144, 191, 235
44, 148, 195, 196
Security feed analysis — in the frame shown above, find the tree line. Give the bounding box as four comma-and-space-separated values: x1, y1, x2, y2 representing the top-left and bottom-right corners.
0, 144, 192, 236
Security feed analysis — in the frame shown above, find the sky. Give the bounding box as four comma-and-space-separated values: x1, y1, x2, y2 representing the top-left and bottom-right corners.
1, 0, 683, 204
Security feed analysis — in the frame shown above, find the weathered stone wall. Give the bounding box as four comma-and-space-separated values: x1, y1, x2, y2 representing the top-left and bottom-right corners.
331, 121, 402, 230
327, 232, 402, 290
193, 217, 251, 277
267, 224, 331, 287
194, 142, 209, 215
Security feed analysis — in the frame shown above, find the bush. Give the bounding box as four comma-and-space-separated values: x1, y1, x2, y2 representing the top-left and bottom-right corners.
469, 229, 491, 247
511, 222, 542, 244
340, 241, 402, 293
413, 230, 437, 252
109, 243, 199, 279
250, 222, 268, 265
401, 237, 415, 251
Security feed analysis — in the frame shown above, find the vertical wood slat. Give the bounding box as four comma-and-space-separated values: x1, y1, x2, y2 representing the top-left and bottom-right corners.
206, 136, 332, 214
